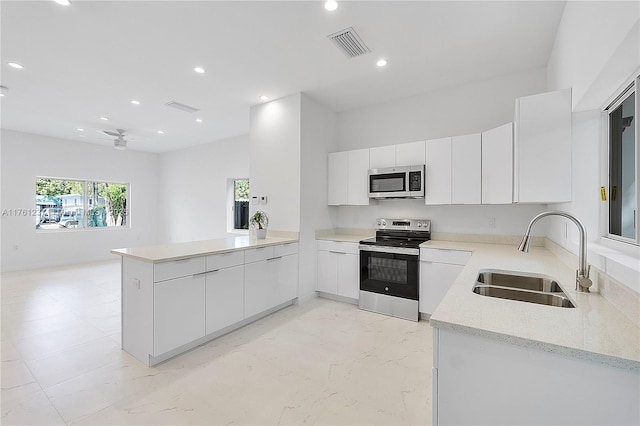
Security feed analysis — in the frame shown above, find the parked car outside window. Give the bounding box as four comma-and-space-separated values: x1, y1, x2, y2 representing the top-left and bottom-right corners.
41, 207, 62, 223
58, 208, 83, 228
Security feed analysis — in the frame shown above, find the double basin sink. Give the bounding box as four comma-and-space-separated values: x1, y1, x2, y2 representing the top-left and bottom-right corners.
472, 270, 575, 308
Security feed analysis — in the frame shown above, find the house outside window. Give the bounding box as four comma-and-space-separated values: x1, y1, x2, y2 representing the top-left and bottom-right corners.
36, 177, 129, 230
605, 75, 639, 245
234, 179, 249, 230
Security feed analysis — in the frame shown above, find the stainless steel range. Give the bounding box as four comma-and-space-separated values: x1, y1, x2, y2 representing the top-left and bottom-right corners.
359, 218, 431, 321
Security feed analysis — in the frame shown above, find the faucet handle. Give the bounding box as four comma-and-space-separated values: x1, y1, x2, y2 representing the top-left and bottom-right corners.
576, 266, 592, 292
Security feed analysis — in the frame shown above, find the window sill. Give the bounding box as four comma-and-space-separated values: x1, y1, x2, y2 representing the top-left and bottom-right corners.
227, 229, 249, 235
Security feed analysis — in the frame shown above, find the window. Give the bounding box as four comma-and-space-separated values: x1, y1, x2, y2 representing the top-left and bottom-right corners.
36, 177, 129, 230
606, 76, 639, 244
233, 179, 249, 230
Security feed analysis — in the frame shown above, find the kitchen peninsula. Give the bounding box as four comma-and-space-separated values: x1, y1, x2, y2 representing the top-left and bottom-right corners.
112, 234, 299, 366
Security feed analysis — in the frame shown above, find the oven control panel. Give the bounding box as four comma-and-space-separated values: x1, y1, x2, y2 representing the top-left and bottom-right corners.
375, 218, 431, 231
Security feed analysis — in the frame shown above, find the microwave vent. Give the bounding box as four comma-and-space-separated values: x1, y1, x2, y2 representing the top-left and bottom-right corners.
327, 27, 371, 58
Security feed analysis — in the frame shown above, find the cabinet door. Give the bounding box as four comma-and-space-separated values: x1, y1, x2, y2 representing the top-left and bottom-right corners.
205, 265, 244, 335
154, 274, 205, 355
347, 149, 371, 206
328, 151, 348, 206
275, 254, 298, 304
482, 123, 513, 204
316, 250, 338, 294
514, 89, 571, 203
425, 137, 452, 205
419, 262, 463, 315
244, 259, 275, 318
337, 252, 360, 299
369, 145, 396, 169
452, 133, 481, 204
396, 141, 426, 167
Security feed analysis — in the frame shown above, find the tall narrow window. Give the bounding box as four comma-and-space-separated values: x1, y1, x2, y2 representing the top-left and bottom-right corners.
608, 83, 637, 242
234, 179, 249, 230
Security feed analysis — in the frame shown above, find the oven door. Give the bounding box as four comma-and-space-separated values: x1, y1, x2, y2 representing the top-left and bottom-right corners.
368, 169, 409, 198
359, 247, 419, 300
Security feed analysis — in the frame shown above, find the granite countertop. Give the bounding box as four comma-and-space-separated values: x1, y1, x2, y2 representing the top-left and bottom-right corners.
315, 228, 375, 243
111, 235, 299, 263
423, 240, 640, 371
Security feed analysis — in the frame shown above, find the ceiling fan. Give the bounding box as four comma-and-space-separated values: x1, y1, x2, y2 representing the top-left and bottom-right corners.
100, 129, 131, 150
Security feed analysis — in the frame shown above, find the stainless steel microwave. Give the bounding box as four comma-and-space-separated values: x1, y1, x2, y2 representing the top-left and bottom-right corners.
368, 165, 425, 199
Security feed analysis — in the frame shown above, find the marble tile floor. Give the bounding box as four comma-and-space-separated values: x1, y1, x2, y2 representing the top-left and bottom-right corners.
1, 260, 433, 425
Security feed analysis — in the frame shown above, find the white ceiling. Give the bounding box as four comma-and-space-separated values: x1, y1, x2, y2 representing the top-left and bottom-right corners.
1, 1, 566, 153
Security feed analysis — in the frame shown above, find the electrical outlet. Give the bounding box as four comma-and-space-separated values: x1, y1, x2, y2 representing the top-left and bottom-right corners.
13, 244, 19, 251
133, 278, 140, 289
488, 217, 496, 229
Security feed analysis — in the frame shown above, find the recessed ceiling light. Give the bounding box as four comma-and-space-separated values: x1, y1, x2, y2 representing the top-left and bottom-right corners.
157, 130, 165, 134
194, 67, 205, 74
259, 95, 269, 101
196, 118, 203, 123
53, 0, 71, 5
76, 128, 84, 132
99, 116, 109, 121
0, 86, 8, 97
7, 62, 24, 70
324, 0, 338, 11
130, 100, 140, 105
376, 59, 388, 67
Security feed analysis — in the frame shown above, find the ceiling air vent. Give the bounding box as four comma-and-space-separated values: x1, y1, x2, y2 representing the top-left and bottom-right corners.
327, 27, 371, 58
165, 101, 199, 113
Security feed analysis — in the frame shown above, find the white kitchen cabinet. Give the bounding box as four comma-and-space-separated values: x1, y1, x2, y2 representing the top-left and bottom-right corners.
514, 88, 571, 203
154, 274, 206, 355
205, 265, 244, 334
337, 252, 359, 299
482, 123, 513, 204
328, 151, 348, 206
327, 149, 370, 206
433, 328, 640, 425
347, 149, 371, 206
245, 247, 298, 318
316, 240, 360, 301
419, 247, 471, 316
451, 133, 481, 204
396, 141, 426, 167
369, 145, 396, 169
425, 137, 452, 205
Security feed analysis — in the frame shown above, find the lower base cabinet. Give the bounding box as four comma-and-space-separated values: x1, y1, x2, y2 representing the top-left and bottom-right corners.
316, 241, 359, 300
205, 265, 244, 334
154, 275, 206, 355
245, 253, 299, 318
419, 248, 471, 316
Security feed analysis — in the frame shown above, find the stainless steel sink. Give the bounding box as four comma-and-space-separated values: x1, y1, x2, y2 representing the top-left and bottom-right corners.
472, 270, 575, 308
477, 271, 563, 293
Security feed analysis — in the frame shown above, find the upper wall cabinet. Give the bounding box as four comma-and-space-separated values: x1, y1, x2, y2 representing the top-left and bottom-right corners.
425, 137, 452, 205
370, 141, 426, 169
451, 133, 481, 204
328, 149, 371, 206
482, 123, 513, 204
514, 89, 572, 203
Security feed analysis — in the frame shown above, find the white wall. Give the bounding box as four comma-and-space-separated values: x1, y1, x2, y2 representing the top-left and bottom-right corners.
547, 1, 639, 111
337, 67, 547, 150
299, 94, 339, 300
336, 68, 549, 235
1, 130, 160, 271
249, 94, 301, 232
158, 134, 249, 244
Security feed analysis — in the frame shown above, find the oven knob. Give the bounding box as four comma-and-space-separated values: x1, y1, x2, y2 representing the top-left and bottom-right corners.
385, 287, 389, 292
418, 223, 422, 227
381, 220, 386, 227
377, 220, 381, 226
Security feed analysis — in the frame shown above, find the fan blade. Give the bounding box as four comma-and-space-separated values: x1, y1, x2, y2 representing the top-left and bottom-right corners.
100, 130, 121, 137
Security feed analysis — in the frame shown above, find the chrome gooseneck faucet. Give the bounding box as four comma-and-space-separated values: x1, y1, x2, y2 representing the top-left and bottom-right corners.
517, 211, 592, 292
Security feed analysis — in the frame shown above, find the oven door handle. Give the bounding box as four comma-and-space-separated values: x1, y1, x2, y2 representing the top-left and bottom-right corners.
358, 245, 420, 256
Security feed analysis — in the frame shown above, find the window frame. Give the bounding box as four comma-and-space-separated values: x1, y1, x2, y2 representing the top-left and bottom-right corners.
35, 176, 130, 231
602, 73, 640, 247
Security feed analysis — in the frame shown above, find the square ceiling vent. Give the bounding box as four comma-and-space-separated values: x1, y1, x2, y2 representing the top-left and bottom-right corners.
327, 27, 371, 58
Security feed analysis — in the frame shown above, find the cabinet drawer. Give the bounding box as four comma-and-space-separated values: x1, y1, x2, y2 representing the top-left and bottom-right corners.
274, 242, 298, 257
154, 256, 205, 282
420, 248, 471, 265
317, 240, 359, 254
244, 246, 275, 264
206, 250, 244, 271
